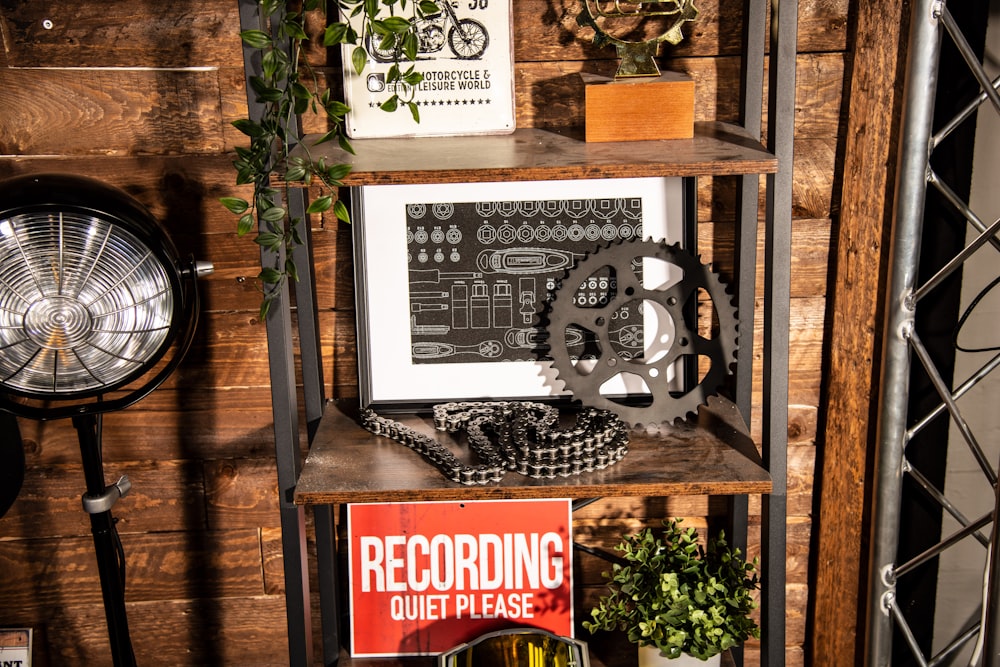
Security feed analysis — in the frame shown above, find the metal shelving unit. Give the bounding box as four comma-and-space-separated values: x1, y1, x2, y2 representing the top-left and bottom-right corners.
237, 1, 796, 665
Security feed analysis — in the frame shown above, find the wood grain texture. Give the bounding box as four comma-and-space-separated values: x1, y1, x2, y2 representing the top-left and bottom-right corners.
0, 596, 291, 667
0, 68, 226, 155
810, 0, 906, 662
296, 123, 778, 186
295, 397, 770, 505
0, 529, 265, 609
0, 0, 242, 67
583, 73, 695, 142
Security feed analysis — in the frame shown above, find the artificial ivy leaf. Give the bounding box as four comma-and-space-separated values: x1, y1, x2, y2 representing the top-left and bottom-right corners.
381, 16, 411, 32
307, 195, 333, 214
352, 46, 367, 75
338, 133, 356, 155
240, 29, 272, 48
402, 32, 418, 62
285, 258, 300, 282
333, 199, 351, 223
326, 162, 352, 181
324, 22, 350, 46
407, 101, 420, 123
255, 231, 283, 248
380, 95, 400, 112
261, 206, 287, 222
312, 129, 340, 146
220, 197, 250, 214
284, 165, 307, 182
262, 48, 281, 79
231, 118, 265, 137
419, 0, 439, 14
327, 100, 351, 117
259, 267, 282, 284
237, 213, 255, 236
282, 18, 308, 41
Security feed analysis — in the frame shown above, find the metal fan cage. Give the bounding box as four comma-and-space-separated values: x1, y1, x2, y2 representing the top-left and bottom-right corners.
0, 174, 185, 400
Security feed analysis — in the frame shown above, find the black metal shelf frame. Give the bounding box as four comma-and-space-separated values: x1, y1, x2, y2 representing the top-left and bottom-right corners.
236, 1, 796, 664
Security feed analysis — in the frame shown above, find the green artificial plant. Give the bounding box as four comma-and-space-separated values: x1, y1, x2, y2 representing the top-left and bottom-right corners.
221, 0, 436, 318
583, 519, 760, 661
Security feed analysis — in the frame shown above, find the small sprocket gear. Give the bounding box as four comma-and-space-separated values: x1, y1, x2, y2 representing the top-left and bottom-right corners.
545, 238, 738, 427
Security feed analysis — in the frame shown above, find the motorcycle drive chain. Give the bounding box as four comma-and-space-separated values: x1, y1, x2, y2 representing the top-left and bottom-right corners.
360, 400, 629, 485
544, 238, 738, 428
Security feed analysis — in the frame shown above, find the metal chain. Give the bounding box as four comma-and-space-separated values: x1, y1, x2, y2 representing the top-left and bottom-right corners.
360, 401, 630, 485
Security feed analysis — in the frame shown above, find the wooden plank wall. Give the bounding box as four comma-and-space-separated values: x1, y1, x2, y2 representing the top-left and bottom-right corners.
0, 0, 850, 665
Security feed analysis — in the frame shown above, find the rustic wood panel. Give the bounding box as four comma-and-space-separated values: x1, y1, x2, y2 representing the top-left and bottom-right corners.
2, 596, 290, 667
0, 529, 265, 609
1, 460, 206, 538
514, 0, 849, 62
0, 69, 226, 155
810, 0, 905, 663
0, 0, 242, 68
205, 457, 282, 530
13, 387, 281, 465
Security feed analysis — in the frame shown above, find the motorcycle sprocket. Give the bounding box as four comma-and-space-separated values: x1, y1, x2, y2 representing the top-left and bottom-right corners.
544, 238, 738, 428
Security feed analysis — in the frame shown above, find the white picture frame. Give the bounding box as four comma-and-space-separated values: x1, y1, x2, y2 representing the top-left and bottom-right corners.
352, 177, 687, 409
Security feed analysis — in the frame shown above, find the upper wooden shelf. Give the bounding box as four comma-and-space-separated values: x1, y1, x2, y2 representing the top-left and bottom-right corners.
294, 396, 771, 505
292, 122, 776, 187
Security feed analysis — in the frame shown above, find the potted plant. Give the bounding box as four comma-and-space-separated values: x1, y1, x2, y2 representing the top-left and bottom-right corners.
582, 519, 760, 666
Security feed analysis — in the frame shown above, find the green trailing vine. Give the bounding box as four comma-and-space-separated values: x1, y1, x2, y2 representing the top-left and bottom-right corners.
221, 0, 436, 319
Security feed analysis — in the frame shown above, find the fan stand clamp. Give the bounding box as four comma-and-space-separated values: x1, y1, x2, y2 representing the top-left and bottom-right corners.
81, 475, 132, 515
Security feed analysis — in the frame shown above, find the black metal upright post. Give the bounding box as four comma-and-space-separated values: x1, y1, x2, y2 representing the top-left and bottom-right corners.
73, 413, 137, 667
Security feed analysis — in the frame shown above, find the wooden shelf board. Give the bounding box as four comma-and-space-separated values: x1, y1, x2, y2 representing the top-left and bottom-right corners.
294, 396, 770, 505
292, 122, 776, 186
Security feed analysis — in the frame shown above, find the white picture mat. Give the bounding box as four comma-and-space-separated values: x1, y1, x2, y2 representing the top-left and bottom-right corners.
353, 177, 685, 407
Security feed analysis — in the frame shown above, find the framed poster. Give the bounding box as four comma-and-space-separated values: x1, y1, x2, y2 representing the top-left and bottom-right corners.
341, 0, 515, 138
347, 499, 573, 657
352, 177, 688, 409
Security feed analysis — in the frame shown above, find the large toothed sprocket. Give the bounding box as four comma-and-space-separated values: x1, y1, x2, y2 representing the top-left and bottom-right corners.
545, 238, 738, 427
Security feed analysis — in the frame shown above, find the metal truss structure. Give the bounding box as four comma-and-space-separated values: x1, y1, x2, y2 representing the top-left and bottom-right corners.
866, 0, 1000, 664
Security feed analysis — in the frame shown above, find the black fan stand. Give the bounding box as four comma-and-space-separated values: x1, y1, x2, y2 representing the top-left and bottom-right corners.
74, 413, 137, 667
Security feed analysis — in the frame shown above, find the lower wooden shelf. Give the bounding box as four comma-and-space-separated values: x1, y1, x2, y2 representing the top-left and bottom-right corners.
294, 396, 770, 505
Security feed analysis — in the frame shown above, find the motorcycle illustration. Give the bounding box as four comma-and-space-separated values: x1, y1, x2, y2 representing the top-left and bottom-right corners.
367, 1, 490, 62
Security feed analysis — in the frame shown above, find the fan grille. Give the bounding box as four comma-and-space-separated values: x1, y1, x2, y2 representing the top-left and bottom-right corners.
0, 210, 175, 396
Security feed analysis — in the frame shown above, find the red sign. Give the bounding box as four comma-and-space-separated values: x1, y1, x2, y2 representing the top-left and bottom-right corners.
347, 498, 574, 657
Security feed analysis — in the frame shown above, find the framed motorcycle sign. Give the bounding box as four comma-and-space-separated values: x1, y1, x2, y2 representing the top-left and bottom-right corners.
341, 0, 515, 138
351, 177, 689, 409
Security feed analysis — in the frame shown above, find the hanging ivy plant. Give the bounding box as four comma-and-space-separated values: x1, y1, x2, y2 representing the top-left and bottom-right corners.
221, 0, 435, 319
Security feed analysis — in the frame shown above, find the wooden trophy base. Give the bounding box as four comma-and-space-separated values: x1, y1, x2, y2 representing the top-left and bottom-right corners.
582, 71, 695, 143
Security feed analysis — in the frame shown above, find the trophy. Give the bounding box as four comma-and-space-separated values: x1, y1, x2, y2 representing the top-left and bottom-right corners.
577, 0, 698, 142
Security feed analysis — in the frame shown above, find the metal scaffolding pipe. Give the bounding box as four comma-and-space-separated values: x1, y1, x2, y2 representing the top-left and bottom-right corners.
865, 0, 944, 663
982, 456, 1000, 665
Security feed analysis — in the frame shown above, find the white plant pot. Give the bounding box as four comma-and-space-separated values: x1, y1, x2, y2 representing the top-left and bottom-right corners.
637, 644, 723, 667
